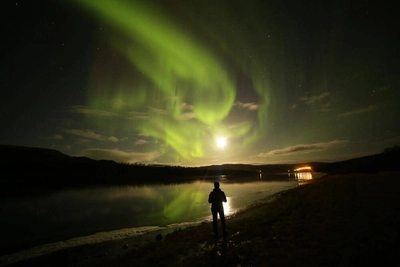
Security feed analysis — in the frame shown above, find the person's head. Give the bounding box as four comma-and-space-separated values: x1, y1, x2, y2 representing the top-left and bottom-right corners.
214, 182, 220, 188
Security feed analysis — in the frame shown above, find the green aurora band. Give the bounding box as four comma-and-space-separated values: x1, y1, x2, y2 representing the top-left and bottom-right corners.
71, 0, 273, 163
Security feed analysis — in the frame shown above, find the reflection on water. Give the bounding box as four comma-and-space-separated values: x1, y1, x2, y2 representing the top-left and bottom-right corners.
0, 173, 324, 256
295, 172, 313, 185
287, 171, 318, 185
223, 197, 232, 216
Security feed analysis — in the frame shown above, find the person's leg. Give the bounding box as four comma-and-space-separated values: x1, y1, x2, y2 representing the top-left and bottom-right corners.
220, 210, 226, 235
212, 208, 218, 237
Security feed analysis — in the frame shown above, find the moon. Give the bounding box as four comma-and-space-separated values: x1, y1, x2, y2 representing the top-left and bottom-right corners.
216, 137, 227, 149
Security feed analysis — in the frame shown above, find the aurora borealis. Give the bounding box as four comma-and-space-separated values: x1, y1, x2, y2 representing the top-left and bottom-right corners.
1, 0, 399, 166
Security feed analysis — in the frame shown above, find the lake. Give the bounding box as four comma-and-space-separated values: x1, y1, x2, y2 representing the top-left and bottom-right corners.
0, 172, 324, 258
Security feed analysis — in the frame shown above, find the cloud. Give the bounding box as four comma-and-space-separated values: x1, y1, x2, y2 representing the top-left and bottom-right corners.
177, 102, 196, 120
67, 105, 120, 117
82, 149, 161, 163
235, 101, 259, 111
180, 102, 194, 111
126, 111, 149, 120
125, 107, 168, 121
228, 121, 250, 129
337, 105, 377, 117
291, 92, 330, 110
135, 139, 148, 145
64, 129, 119, 142
180, 112, 196, 120
258, 140, 349, 157
107, 136, 119, 142
299, 92, 330, 104
148, 107, 168, 115
319, 102, 331, 112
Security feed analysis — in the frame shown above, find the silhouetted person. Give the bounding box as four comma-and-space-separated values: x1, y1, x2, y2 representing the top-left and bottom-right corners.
208, 182, 227, 240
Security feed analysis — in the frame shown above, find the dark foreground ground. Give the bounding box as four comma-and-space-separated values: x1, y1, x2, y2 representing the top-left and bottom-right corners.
5, 172, 400, 266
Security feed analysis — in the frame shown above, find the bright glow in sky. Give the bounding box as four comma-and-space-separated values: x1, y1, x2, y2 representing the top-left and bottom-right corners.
1, 0, 399, 166
216, 137, 227, 149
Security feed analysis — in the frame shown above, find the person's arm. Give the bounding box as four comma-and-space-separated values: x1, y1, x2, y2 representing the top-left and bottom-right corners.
208, 192, 212, 203
222, 192, 227, 202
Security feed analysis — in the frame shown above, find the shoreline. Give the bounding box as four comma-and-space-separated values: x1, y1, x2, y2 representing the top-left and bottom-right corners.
4, 172, 400, 266
0, 187, 286, 266
0, 176, 306, 261
0, 226, 163, 266
0, 222, 207, 266
0, 181, 291, 266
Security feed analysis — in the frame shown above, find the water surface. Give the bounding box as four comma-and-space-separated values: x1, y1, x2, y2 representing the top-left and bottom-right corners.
0, 172, 322, 256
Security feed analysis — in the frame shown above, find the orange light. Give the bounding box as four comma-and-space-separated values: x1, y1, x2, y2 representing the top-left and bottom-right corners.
294, 166, 312, 172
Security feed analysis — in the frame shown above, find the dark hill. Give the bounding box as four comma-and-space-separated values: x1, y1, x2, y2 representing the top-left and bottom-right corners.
1, 145, 399, 190
0, 145, 254, 187
311, 147, 400, 174
0, 145, 72, 163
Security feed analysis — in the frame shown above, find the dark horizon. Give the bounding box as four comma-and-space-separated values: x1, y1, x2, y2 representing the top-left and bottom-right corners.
1, 144, 399, 174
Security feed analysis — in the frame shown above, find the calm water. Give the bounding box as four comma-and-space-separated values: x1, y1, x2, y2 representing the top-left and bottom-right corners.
0, 172, 323, 256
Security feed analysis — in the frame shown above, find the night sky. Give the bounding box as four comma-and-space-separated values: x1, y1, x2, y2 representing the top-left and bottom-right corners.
1, 0, 399, 166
